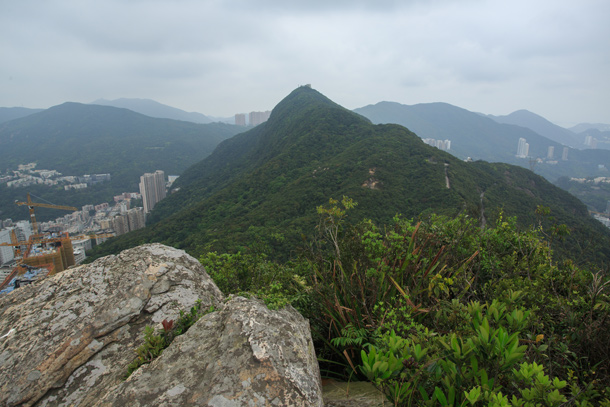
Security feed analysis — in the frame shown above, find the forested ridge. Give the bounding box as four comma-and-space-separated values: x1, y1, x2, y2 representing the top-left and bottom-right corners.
83, 87, 610, 404
88, 87, 610, 267
0, 103, 242, 221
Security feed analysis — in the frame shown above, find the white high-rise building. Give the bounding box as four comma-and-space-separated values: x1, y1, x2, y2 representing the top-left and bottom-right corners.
517, 138, 529, 158
15, 221, 33, 242
0, 229, 15, 265
547, 146, 554, 159
139, 170, 167, 214
127, 207, 146, 231
248, 111, 271, 126
234, 113, 246, 126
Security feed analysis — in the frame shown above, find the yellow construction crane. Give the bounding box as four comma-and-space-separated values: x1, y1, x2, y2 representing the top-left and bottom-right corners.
15, 193, 78, 239
9, 229, 22, 257
0, 233, 115, 248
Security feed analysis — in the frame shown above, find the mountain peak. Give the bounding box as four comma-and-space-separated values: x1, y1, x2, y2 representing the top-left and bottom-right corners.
507, 109, 536, 116
266, 86, 370, 129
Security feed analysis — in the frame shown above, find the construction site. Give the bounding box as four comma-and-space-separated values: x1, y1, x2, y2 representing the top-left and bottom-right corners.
0, 194, 112, 294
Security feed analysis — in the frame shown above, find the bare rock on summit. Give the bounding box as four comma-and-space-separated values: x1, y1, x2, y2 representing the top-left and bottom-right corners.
0, 244, 223, 407
96, 296, 324, 407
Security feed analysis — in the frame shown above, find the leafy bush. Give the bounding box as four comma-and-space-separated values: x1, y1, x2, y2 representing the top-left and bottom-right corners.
304, 197, 609, 403
199, 250, 313, 312
125, 300, 214, 378
192, 196, 609, 403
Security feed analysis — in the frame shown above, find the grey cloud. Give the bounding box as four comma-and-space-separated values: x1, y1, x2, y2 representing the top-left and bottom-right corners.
0, 0, 608, 125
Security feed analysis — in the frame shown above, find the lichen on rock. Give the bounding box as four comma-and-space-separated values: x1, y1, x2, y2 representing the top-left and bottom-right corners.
95, 296, 324, 407
0, 244, 223, 407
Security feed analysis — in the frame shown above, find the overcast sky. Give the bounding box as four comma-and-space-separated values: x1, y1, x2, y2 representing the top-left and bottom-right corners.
1, 0, 609, 126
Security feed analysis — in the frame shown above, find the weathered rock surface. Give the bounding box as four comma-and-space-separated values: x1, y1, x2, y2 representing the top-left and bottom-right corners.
0, 244, 224, 407
322, 381, 387, 406
96, 296, 324, 407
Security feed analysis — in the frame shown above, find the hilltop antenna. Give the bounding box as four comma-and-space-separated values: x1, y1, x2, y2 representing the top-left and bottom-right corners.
529, 158, 537, 172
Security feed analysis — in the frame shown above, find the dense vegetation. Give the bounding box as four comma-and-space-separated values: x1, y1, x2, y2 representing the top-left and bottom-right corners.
555, 177, 610, 214
200, 197, 610, 405
88, 87, 610, 267
79, 87, 610, 404
0, 103, 242, 221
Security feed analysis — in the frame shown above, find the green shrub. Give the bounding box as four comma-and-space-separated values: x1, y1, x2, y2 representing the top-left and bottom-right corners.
125, 300, 214, 378
306, 197, 609, 403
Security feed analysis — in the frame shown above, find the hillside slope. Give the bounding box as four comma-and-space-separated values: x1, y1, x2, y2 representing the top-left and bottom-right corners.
0, 107, 43, 124
354, 101, 610, 182
92, 98, 215, 124
353, 102, 562, 162
488, 109, 581, 147
89, 87, 610, 266
0, 103, 243, 220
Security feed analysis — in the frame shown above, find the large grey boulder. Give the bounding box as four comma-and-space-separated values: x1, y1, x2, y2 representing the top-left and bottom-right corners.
0, 244, 224, 407
96, 296, 324, 407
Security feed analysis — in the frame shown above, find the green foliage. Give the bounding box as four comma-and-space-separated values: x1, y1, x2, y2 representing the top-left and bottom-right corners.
198, 250, 313, 313
125, 325, 165, 378
89, 87, 610, 268
357, 298, 571, 406
119, 194, 610, 403
125, 300, 214, 378
302, 196, 609, 404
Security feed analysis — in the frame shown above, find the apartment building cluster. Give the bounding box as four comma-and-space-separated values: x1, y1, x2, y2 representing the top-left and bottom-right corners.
516, 138, 530, 158
0, 191, 146, 267
422, 138, 451, 151
584, 135, 598, 149
234, 111, 271, 127
0, 162, 110, 190
1, 169, 170, 245
517, 139, 569, 163
0, 171, 173, 279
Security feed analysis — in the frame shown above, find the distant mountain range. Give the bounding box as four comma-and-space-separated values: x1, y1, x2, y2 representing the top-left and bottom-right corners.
570, 123, 610, 133
354, 102, 610, 182
88, 87, 610, 266
486, 109, 584, 148
0, 103, 243, 221
3, 96, 610, 224
91, 98, 232, 124
0, 107, 44, 124
354, 102, 563, 162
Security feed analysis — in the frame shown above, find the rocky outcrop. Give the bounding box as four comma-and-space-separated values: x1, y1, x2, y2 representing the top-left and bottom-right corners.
96, 296, 324, 407
0, 244, 223, 407
322, 381, 386, 407
0, 244, 325, 407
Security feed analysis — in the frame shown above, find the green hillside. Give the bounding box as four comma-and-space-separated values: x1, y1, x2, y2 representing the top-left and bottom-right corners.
0, 103, 243, 221
354, 101, 610, 183
488, 109, 582, 147
88, 87, 610, 266
0, 107, 43, 124
353, 101, 561, 162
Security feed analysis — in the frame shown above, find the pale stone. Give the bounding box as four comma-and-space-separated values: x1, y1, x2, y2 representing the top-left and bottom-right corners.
95, 297, 324, 407
0, 244, 223, 407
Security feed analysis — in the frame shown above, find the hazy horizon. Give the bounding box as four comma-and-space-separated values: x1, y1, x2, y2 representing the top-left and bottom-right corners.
2, 0, 609, 127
